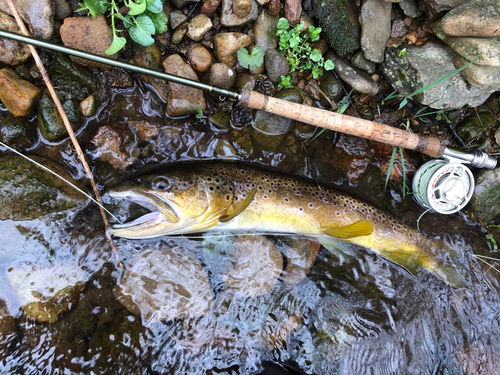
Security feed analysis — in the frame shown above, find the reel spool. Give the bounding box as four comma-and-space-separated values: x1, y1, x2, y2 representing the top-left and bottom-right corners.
412, 160, 474, 214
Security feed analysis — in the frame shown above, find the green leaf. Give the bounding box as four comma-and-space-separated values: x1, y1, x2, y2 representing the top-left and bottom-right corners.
146, 0, 163, 13
237, 46, 264, 70
277, 18, 289, 30
310, 49, 322, 62
129, 14, 155, 46
398, 98, 408, 109
195, 106, 204, 118
279, 75, 291, 88
105, 32, 127, 55
128, 0, 147, 16
148, 10, 168, 33
83, 0, 108, 16
385, 146, 398, 189
324, 59, 334, 70
312, 66, 321, 79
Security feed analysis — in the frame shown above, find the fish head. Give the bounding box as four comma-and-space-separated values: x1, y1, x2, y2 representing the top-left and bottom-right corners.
108, 166, 234, 239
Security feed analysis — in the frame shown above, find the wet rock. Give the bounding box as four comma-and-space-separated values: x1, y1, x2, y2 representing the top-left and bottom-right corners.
53, 0, 72, 20
172, 22, 188, 44
0, 0, 54, 39
0, 68, 41, 117
202, 0, 222, 16
469, 167, 500, 223
265, 48, 290, 83
187, 44, 213, 73
209, 62, 236, 89
331, 133, 375, 184
282, 238, 321, 286
131, 43, 169, 101
455, 55, 500, 88
381, 42, 496, 109
351, 49, 377, 74
215, 139, 238, 158
220, 0, 258, 27
253, 10, 279, 53
319, 70, 343, 106
0, 300, 16, 357
326, 52, 379, 95
268, 0, 281, 15
127, 120, 160, 141
113, 244, 214, 323
214, 32, 252, 66
208, 110, 231, 130
91, 123, 139, 170
312, 0, 360, 56
60, 15, 117, 69
250, 87, 303, 151
0, 155, 89, 220
455, 111, 495, 143
233, 131, 254, 156
233, 0, 252, 17
50, 52, 97, 101
203, 235, 283, 297
439, 0, 500, 37
171, 0, 199, 8
37, 89, 82, 142
285, 0, 302, 26
399, 0, 423, 18
0, 11, 31, 65
7, 258, 86, 323
162, 54, 206, 116
169, 10, 187, 29
80, 95, 96, 117
0, 114, 36, 148
360, 0, 391, 63
187, 14, 213, 42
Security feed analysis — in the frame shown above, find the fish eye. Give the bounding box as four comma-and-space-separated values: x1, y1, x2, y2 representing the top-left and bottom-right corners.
152, 177, 171, 191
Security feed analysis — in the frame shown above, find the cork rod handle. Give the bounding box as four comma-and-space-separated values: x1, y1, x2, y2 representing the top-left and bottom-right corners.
240, 90, 446, 158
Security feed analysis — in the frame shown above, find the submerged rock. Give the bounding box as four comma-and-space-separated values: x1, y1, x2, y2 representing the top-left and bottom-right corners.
113, 244, 214, 323
0, 11, 31, 65
0, 155, 89, 220
0, 299, 16, 357
0, 114, 37, 148
455, 111, 496, 143
91, 123, 140, 170
131, 43, 169, 101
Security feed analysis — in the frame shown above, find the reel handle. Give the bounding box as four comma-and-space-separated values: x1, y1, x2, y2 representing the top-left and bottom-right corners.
241, 90, 447, 157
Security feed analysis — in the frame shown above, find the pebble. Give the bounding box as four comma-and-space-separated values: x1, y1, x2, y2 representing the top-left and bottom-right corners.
233, 0, 252, 18
91, 123, 139, 170
253, 10, 279, 55
220, 0, 258, 27
187, 14, 213, 42
37, 89, 81, 141
131, 43, 168, 101
187, 44, 213, 73
391, 19, 408, 38
172, 22, 188, 44
209, 62, 236, 89
264, 48, 290, 83
495, 127, 500, 146
60, 15, 117, 69
169, 10, 187, 30
79, 95, 96, 117
0, 11, 31, 65
0, 68, 41, 117
351, 49, 377, 74
319, 70, 343, 106
399, 0, 423, 18
214, 32, 252, 66
162, 54, 206, 116
360, 0, 392, 63
53, 0, 72, 20
440, 0, 500, 37
326, 52, 379, 95
0, 114, 36, 148
202, 0, 222, 17
0, 0, 54, 39
284, 0, 302, 26
268, 0, 281, 15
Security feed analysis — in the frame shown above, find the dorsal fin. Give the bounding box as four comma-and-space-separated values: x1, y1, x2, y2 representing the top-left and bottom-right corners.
219, 188, 257, 223
321, 219, 374, 239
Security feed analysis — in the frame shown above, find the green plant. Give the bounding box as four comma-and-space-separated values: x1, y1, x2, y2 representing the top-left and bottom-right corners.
276, 18, 334, 88
237, 46, 264, 70
195, 106, 205, 119
77, 0, 168, 55
398, 48, 407, 57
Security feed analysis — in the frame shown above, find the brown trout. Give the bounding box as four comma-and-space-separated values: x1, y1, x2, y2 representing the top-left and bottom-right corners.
109, 163, 463, 285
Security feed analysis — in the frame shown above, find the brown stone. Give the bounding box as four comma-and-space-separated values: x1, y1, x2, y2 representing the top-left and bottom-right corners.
162, 54, 206, 116
91, 123, 139, 170
284, 0, 301, 26
0, 68, 41, 117
213, 32, 252, 66
440, 0, 500, 37
0, 11, 31, 65
202, 0, 222, 16
268, 0, 281, 16
187, 44, 213, 73
79, 95, 96, 117
60, 15, 117, 69
0, 0, 54, 39
233, 0, 252, 17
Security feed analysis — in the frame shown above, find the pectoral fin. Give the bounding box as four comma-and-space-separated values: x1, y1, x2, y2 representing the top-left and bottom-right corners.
321, 219, 374, 239
219, 188, 257, 223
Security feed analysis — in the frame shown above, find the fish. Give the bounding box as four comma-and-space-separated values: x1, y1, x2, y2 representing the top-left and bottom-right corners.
108, 163, 464, 286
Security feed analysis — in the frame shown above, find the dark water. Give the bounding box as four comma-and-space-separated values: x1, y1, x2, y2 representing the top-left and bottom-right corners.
1, 82, 499, 374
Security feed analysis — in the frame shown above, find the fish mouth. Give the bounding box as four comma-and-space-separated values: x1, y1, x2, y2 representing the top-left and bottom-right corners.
108, 189, 184, 239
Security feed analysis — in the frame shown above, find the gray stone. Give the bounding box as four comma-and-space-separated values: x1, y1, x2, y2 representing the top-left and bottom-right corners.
437, 33, 500, 67
0, 0, 54, 39
421, 0, 467, 16
169, 10, 187, 30
351, 49, 377, 74
399, 0, 423, 18
326, 51, 379, 95
360, 0, 392, 63
319, 70, 344, 105
469, 167, 500, 223
220, 0, 258, 27
0, 155, 89, 220
381, 42, 496, 109
187, 14, 213, 42
391, 19, 407, 39
253, 10, 279, 53
265, 48, 290, 83
440, 0, 500, 37
114, 244, 214, 323
455, 55, 500, 88
0, 11, 31, 65
209, 63, 236, 89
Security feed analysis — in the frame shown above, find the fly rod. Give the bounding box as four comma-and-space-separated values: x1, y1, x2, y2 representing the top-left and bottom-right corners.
0, 30, 497, 213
